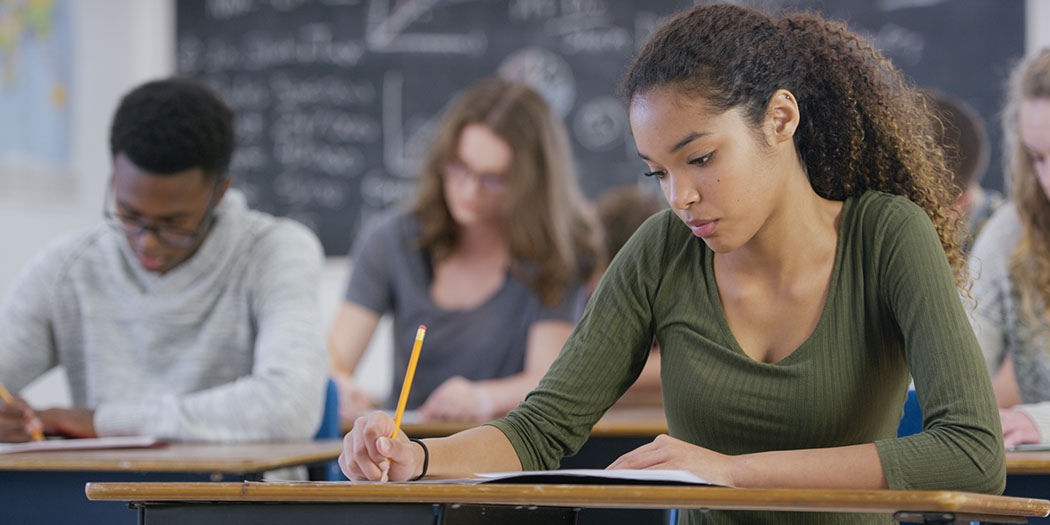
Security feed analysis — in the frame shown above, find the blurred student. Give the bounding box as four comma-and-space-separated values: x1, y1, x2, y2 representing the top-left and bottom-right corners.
970, 49, 1050, 448
328, 77, 602, 423
594, 185, 665, 406
926, 90, 1003, 249
341, 6, 1004, 524
0, 78, 327, 443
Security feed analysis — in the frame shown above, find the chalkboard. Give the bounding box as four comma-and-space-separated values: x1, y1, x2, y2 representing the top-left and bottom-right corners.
176, 0, 1024, 256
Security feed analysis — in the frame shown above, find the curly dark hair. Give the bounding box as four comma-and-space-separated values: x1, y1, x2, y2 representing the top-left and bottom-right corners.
926, 90, 990, 195
109, 78, 234, 181
621, 3, 966, 287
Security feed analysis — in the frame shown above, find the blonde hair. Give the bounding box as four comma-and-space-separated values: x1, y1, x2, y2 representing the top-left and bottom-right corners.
1005, 49, 1050, 324
411, 77, 603, 306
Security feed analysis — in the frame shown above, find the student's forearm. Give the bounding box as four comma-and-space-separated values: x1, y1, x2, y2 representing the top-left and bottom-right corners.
328, 354, 356, 380
424, 425, 522, 478
327, 303, 381, 376
475, 373, 544, 415
732, 443, 886, 489
327, 334, 367, 377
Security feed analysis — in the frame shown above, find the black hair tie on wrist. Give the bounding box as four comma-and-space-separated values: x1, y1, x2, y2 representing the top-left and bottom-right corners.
408, 438, 429, 481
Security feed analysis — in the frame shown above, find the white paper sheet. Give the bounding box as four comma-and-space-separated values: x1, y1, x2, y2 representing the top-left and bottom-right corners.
0, 435, 162, 455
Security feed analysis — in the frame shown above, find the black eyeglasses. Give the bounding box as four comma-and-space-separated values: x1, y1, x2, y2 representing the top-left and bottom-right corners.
102, 178, 223, 249
442, 161, 508, 193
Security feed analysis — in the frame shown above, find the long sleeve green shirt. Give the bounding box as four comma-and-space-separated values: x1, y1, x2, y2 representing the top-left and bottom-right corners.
490, 191, 1005, 524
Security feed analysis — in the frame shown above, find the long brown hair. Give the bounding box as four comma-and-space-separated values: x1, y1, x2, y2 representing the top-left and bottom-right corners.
1005, 49, 1050, 324
411, 77, 603, 306
621, 4, 966, 288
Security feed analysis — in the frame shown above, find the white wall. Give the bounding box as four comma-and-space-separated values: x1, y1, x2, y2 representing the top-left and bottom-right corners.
319, 258, 393, 403
1029, 0, 1050, 52
1, 0, 175, 295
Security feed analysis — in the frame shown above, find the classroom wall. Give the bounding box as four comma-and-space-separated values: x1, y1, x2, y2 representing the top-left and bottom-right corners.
5, 0, 1050, 406
3, 0, 176, 405
0, 0, 175, 295
1030, 0, 1050, 52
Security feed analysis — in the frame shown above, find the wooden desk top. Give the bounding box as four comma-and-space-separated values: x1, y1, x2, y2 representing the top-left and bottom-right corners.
363, 406, 669, 438
0, 439, 343, 473
1006, 451, 1050, 474
85, 481, 1049, 520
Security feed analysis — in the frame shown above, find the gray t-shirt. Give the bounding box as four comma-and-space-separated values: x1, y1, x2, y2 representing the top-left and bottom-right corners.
345, 210, 582, 409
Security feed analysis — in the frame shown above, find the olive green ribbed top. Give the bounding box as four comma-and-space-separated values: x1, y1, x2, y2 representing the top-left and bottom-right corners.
489, 191, 1005, 524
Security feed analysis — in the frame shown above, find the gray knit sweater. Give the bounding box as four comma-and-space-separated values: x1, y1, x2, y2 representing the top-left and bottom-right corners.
0, 190, 327, 442
969, 202, 1050, 442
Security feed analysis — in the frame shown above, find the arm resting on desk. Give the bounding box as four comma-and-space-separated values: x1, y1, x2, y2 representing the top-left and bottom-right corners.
608, 433, 885, 488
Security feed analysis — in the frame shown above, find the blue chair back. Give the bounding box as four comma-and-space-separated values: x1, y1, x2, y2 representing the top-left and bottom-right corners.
314, 378, 347, 480
315, 378, 340, 440
896, 389, 923, 437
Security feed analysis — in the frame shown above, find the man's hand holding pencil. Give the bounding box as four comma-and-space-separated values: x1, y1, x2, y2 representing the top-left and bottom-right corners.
0, 383, 45, 443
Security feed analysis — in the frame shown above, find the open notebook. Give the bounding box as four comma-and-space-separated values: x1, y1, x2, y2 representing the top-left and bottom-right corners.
403, 469, 712, 486
476, 469, 712, 485
0, 436, 162, 455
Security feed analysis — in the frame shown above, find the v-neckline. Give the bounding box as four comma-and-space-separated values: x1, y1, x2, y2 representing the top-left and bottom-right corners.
702, 196, 853, 366
423, 255, 513, 314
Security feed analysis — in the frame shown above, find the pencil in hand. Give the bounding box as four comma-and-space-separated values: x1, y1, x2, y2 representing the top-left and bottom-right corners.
0, 382, 45, 442
391, 325, 426, 440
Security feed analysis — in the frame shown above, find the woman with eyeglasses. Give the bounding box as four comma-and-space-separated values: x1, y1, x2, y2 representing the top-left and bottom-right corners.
328, 77, 603, 423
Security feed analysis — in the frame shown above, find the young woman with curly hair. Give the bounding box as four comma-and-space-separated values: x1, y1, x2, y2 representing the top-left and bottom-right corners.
339, 5, 1004, 523
970, 48, 1050, 449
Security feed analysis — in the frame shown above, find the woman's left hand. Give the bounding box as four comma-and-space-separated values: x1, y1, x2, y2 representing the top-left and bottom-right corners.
418, 376, 493, 421
1000, 408, 1041, 448
607, 434, 738, 486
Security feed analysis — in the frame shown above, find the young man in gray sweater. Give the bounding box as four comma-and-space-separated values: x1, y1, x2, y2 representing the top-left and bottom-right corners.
0, 78, 327, 443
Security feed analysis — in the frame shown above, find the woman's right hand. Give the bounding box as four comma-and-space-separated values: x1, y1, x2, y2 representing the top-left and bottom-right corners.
332, 374, 377, 423
339, 411, 426, 481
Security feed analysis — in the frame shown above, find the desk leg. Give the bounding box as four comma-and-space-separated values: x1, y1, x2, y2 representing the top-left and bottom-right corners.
439, 504, 578, 524
893, 512, 959, 524
894, 511, 1028, 524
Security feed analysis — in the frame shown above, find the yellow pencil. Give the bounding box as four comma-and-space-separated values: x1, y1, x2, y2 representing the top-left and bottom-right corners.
391, 325, 426, 439
0, 382, 44, 442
